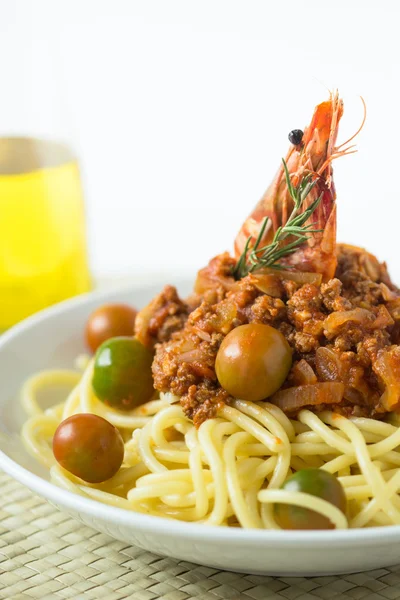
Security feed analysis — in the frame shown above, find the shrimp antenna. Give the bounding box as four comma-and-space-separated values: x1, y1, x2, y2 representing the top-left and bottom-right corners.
335, 96, 367, 151
317, 96, 366, 177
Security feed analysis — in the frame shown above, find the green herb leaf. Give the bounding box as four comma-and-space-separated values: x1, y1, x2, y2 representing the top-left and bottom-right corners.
232, 159, 322, 279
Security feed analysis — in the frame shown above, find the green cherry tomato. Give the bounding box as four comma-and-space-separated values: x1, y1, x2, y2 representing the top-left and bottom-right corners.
53, 413, 124, 483
92, 336, 154, 410
274, 468, 347, 530
215, 323, 292, 401
85, 303, 137, 353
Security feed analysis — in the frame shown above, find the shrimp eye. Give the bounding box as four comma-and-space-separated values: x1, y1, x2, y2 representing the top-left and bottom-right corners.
288, 129, 303, 145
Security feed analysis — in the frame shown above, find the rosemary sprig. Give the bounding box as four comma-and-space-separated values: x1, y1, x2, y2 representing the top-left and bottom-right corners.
232, 159, 323, 279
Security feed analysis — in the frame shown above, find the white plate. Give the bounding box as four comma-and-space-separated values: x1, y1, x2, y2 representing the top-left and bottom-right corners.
1, 281, 400, 577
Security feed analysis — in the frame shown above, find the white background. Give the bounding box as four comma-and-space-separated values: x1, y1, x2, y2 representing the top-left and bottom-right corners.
1, 0, 400, 281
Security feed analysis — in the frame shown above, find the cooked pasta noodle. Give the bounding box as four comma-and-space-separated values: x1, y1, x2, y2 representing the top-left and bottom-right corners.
20, 361, 400, 529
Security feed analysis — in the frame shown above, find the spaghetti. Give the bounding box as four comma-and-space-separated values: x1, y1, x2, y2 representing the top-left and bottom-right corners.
20, 362, 400, 529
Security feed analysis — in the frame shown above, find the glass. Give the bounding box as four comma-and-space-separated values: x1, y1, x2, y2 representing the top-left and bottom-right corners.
0, 16, 91, 330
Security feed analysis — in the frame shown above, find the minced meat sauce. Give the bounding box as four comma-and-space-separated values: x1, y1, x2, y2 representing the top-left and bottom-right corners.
135, 244, 400, 427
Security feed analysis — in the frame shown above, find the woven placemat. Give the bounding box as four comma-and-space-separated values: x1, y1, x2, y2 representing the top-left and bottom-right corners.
1, 472, 400, 600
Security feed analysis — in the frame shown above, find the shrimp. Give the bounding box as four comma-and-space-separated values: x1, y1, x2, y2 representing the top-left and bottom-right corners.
234, 92, 360, 282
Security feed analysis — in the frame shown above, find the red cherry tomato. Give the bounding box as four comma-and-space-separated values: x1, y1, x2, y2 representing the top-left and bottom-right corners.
85, 304, 137, 353
53, 413, 124, 483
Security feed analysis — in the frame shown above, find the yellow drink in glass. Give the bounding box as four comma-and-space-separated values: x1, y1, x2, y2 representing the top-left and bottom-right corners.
0, 137, 91, 330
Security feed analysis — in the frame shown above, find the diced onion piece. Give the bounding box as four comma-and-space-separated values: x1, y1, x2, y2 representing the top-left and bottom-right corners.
315, 347, 342, 381
291, 359, 317, 385
257, 268, 322, 286
324, 307, 394, 337
385, 297, 400, 321
248, 273, 283, 298
380, 283, 398, 302
373, 346, 400, 411
372, 305, 394, 329
194, 253, 236, 295
280, 271, 323, 286
323, 308, 374, 336
211, 301, 238, 334
271, 382, 345, 413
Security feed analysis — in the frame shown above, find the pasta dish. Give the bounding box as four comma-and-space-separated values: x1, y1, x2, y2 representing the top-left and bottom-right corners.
21, 93, 400, 530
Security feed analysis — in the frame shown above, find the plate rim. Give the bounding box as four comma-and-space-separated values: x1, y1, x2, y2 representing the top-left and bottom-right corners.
1, 281, 400, 547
